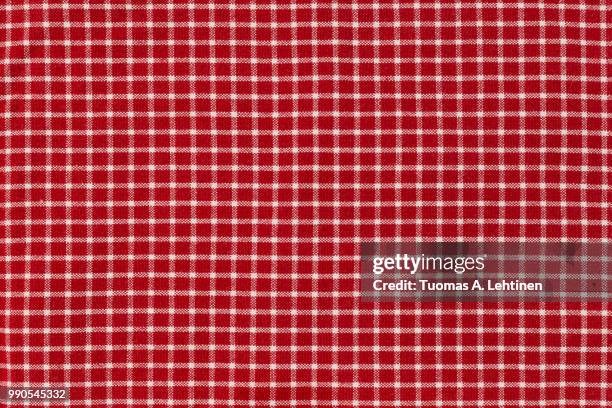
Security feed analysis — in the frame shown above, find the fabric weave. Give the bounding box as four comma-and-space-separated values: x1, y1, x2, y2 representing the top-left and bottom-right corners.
1, 1, 610, 406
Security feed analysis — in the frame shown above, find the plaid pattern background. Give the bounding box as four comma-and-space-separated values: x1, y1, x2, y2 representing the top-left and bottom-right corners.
1, 1, 610, 406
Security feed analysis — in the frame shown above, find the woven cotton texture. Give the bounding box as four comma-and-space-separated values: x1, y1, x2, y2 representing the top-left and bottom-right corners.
1, 1, 611, 407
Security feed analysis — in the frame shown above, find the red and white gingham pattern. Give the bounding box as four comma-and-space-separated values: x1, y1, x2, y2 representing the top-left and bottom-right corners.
1, 1, 610, 406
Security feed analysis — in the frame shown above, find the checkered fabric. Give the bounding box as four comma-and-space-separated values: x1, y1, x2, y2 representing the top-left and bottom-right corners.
1, 1, 610, 406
